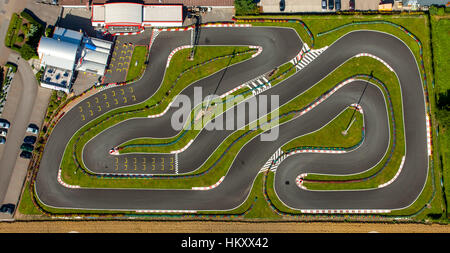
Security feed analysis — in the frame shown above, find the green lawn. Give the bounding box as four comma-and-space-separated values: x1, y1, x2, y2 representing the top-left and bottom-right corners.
125, 46, 148, 82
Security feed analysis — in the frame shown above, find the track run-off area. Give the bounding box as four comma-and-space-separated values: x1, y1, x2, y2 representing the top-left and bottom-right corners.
29, 21, 433, 217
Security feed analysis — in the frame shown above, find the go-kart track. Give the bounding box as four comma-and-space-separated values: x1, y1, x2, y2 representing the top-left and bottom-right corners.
34, 26, 429, 213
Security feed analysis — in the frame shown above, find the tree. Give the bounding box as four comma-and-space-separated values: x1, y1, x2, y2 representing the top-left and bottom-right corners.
19, 43, 36, 60
26, 24, 39, 39
235, 0, 259, 16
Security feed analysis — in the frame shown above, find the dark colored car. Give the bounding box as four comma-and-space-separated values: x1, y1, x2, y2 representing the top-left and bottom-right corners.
0, 136, 5, 145
0, 204, 15, 214
335, 0, 341, 11
21, 143, 34, 152
279, 0, 285, 11
328, 0, 334, 10
349, 0, 355, 11
20, 150, 32, 159
23, 136, 36, 145
322, 0, 327, 10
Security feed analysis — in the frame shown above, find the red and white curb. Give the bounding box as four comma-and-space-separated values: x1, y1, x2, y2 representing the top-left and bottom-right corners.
350, 103, 364, 114
426, 114, 432, 156
148, 101, 174, 118
157, 23, 251, 32
355, 53, 394, 72
378, 156, 406, 188
220, 83, 247, 98
192, 176, 225, 190
170, 139, 194, 154
249, 45, 263, 58
202, 23, 251, 28
109, 148, 120, 155
296, 173, 307, 189
299, 78, 356, 116
135, 210, 197, 213
300, 209, 391, 214
57, 169, 80, 189
166, 45, 193, 68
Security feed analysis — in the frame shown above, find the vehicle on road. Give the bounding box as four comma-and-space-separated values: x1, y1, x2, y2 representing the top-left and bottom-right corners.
26, 124, 39, 134
279, 0, 285, 11
0, 204, 15, 215
21, 143, 34, 152
328, 0, 334, 10
23, 136, 37, 145
335, 0, 341, 11
0, 120, 10, 129
0, 129, 7, 137
0, 136, 5, 144
322, 0, 327, 9
20, 150, 32, 159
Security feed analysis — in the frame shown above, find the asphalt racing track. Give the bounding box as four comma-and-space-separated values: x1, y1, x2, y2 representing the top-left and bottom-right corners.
34, 26, 428, 212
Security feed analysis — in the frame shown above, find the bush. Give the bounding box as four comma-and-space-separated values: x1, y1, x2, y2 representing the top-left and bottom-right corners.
5, 62, 18, 73
235, 0, 259, 16
16, 34, 24, 43
20, 43, 36, 60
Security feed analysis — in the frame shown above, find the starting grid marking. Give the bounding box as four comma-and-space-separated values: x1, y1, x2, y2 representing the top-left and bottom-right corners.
112, 156, 176, 173
79, 87, 136, 122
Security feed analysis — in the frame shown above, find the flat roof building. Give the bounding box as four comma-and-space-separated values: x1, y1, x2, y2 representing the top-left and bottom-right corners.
37, 27, 113, 93
92, 3, 183, 32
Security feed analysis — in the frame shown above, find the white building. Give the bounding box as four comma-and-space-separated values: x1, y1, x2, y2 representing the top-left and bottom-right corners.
92, 3, 183, 33
37, 27, 113, 93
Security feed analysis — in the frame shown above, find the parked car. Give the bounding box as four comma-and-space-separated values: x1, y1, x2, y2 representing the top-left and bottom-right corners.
279, 0, 285, 11
21, 143, 34, 152
0, 119, 9, 129
335, 0, 341, 11
322, 0, 327, 10
23, 136, 37, 145
328, 0, 334, 10
0, 136, 5, 144
349, 0, 355, 11
0, 204, 15, 215
20, 150, 32, 159
26, 124, 39, 134
0, 129, 7, 137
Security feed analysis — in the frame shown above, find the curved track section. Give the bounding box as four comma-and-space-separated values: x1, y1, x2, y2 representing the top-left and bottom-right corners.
35, 28, 427, 212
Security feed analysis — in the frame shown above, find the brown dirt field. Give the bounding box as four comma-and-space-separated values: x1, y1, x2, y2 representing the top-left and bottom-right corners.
0, 221, 449, 233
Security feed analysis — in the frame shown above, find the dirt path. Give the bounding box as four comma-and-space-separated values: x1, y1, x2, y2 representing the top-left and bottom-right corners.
0, 221, 449, 233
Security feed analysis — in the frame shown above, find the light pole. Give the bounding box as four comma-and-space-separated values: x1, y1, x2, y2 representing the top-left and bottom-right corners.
342, 71, 373, 135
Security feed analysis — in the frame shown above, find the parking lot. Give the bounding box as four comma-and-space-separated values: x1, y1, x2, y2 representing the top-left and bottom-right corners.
103, 30, 152, 84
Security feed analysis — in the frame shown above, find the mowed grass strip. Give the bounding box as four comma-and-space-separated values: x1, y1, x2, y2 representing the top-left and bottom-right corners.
126, 46, 148, 82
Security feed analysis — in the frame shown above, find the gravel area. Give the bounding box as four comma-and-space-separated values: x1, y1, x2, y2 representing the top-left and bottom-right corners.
1, 221, 450, 233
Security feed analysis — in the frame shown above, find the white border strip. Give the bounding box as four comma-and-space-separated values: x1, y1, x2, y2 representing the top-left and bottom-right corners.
192, 176, 225, 190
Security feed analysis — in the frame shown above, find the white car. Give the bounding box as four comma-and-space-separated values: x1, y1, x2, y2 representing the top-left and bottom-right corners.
26, 124, 39, 135
0, 129, 7, 137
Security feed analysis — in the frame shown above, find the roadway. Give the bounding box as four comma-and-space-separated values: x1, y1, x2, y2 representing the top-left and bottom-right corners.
34, 27, 427, 212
